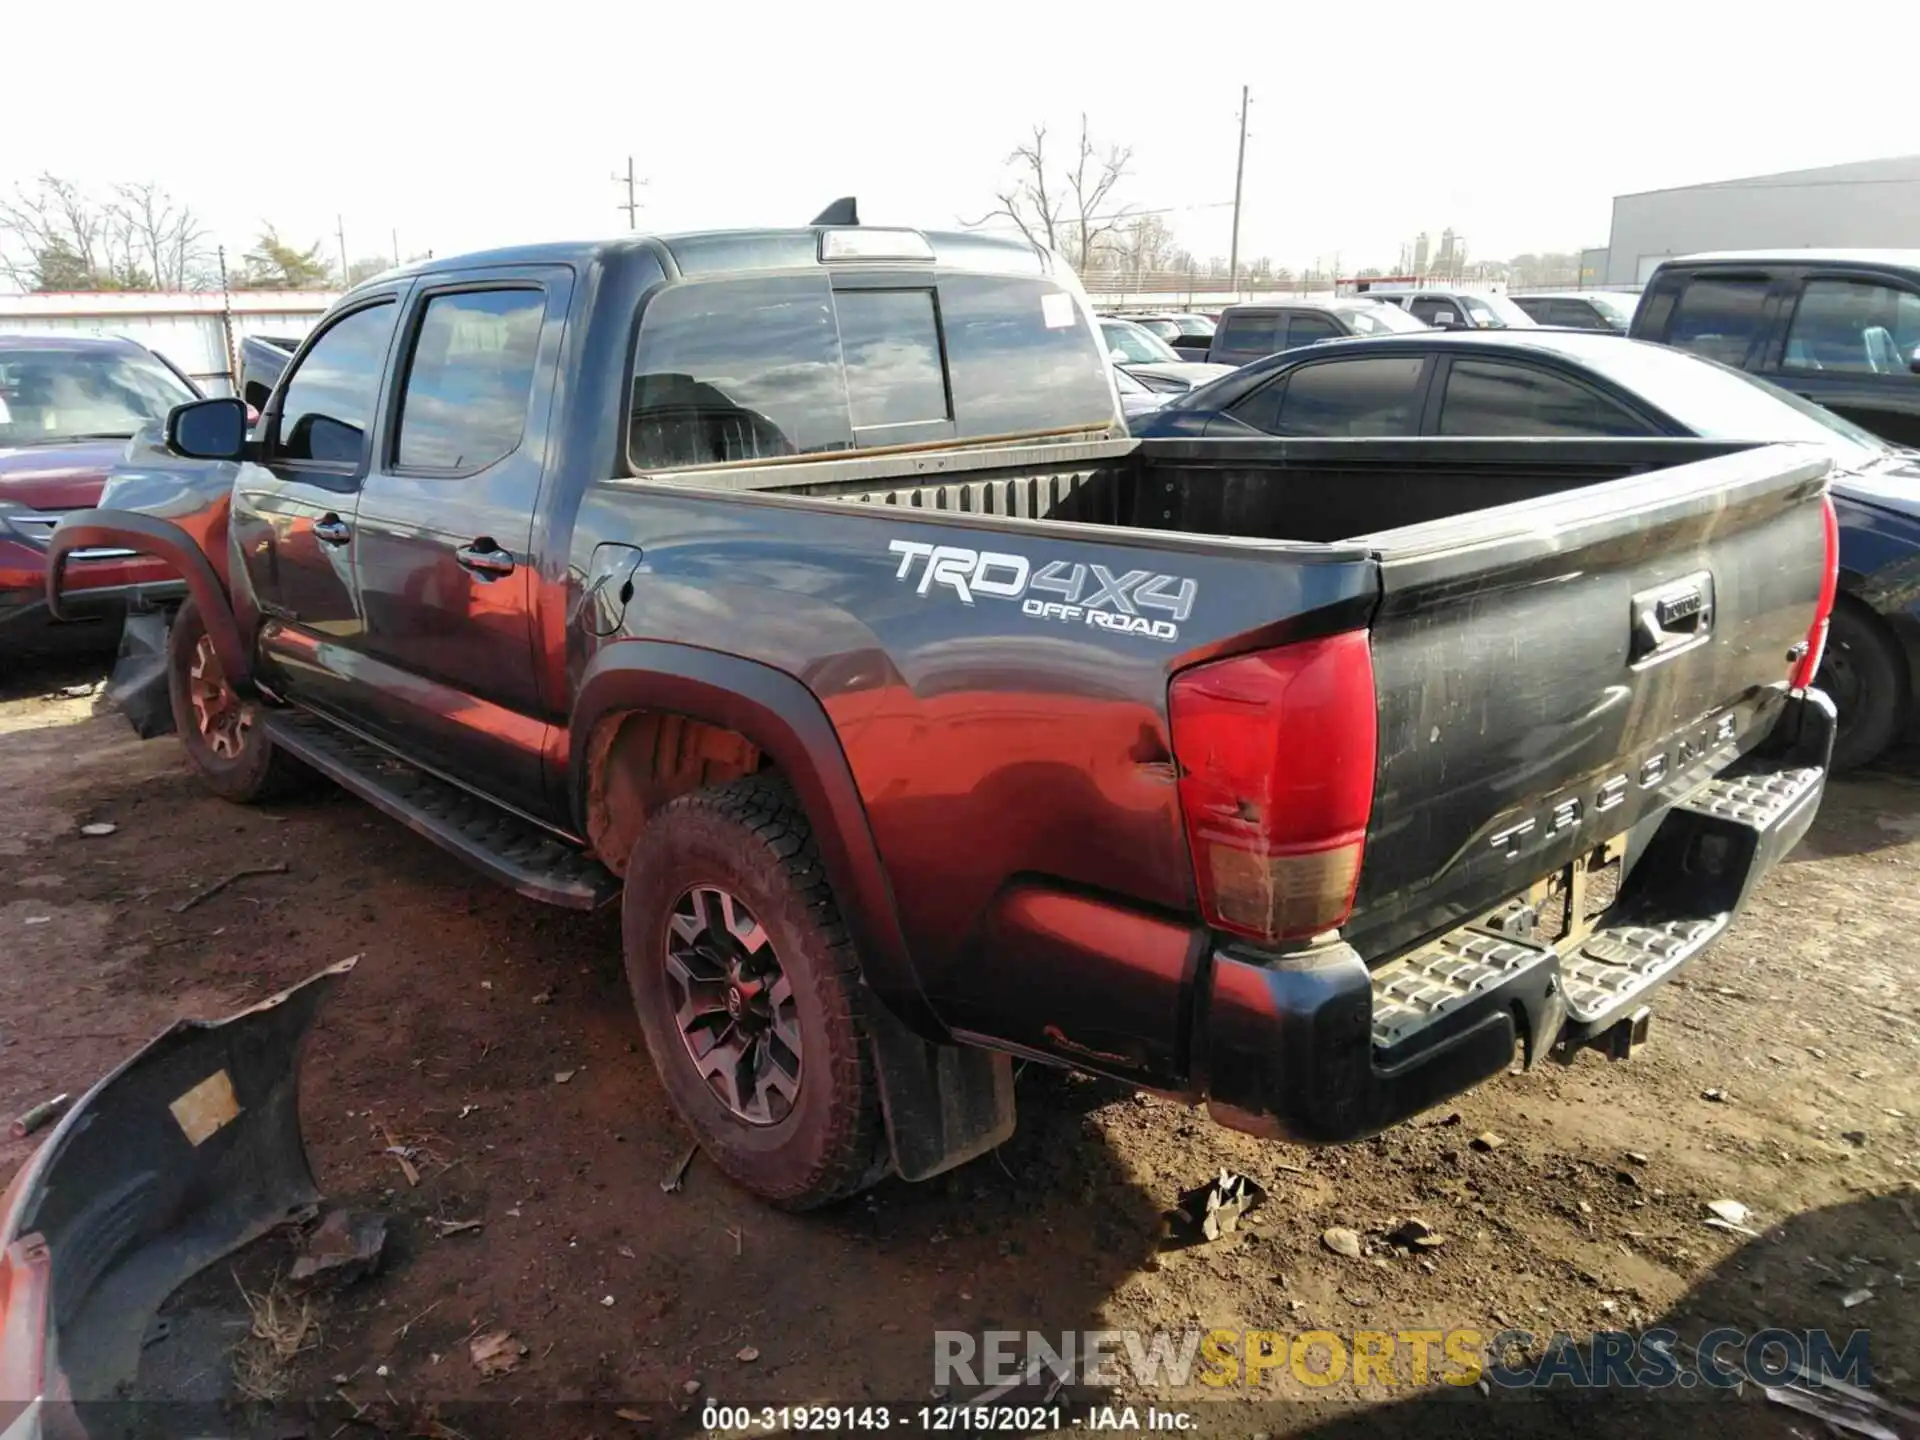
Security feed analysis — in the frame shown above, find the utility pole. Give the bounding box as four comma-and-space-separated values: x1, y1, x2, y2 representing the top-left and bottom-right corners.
392, 228, 401, 265
1227, 85, 1249, 291
613, 156, 646, 230
336, 215, 349, 288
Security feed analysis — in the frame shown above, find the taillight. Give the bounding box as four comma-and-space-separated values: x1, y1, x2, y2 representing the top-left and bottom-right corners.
1168, 630, 1378, 944
1791, 494, 1840, 690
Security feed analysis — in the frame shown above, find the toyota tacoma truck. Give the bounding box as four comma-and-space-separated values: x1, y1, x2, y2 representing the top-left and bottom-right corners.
49, 206, 1840, 1210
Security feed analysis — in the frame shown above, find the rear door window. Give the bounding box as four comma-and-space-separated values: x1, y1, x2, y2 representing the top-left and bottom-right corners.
1664, 275, 1771, 366
1408, 296, 1462, 327
1274, 355, 1426, 436
395, 289, 546, 471
1783, 277, 1920, 375
1283, 313, 1343, 350
938, 274, 1114, 438
1437, 359, 1649, 436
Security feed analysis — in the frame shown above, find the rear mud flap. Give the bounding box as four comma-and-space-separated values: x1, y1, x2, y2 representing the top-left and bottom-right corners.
103, 604, 174, 740
0, 958, 354, 1432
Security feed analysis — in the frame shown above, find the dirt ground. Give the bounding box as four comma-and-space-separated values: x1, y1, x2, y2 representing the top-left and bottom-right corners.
2, 652, 1916, 1439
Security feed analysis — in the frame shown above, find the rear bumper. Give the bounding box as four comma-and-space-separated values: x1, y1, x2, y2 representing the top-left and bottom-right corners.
1200, 688, 1835, 1144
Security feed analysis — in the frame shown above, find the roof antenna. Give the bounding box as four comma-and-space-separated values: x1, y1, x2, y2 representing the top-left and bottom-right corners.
811, 197, 859, 227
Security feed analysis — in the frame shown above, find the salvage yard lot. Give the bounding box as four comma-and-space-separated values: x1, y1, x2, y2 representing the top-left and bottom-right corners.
3, 661, 1917, 1436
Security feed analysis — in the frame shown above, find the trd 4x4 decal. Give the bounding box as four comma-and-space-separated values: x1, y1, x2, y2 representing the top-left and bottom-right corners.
887, 539, 1197, 643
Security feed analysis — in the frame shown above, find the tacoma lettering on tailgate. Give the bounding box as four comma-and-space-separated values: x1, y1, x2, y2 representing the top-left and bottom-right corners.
887, 539, 1197, 643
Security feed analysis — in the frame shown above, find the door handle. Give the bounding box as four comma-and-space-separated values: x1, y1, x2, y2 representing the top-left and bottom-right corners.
455, 540, 516, 578
313, 514, 351, 546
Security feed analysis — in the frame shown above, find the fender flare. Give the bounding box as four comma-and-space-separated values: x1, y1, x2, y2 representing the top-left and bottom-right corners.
46, 508, 252, 692
570, 640, 942, 1040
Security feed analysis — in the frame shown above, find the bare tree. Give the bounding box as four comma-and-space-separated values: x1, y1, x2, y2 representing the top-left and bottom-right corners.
1111, 213, 1179, 275
0, 174, 210, 291
963, 115, 1135, 272
108, 183, 213, 290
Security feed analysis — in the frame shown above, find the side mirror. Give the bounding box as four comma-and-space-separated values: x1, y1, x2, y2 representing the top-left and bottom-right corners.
166, 397, 249, 461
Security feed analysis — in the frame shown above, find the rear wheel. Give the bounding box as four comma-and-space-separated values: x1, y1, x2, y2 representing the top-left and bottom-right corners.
1818, 598, 1907, 772
621, 776, 887, 1209
166, 600, 306, 803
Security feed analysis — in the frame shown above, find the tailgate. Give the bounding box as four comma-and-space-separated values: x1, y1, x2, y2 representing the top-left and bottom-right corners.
1345, 442, 1832, 960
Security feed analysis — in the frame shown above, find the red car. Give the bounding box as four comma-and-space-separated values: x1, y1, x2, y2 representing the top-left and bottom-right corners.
0, 335, 195, 658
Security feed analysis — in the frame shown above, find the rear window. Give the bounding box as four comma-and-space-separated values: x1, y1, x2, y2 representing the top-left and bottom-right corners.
627, 273, 1113, 471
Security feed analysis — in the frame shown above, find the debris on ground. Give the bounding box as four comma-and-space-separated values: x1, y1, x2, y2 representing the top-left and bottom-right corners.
290, 1209, 388, 1283
1706, 1199, 1752, 1226
1701, 1088, 1730, 1103
1170, 1168, 1267, 1244
1471, 1132, 1504, 1152
1624, 1151, 1650, 1165
532, 989, 553, 1005
1841, 1288, 1875, 1309
78, 822, 117, 838
10, 1091, 70, 1138
660, 1142, 698, 1194
469, 1330, 527, 1377
171, 861, 291, 913
1321, 1226, 1364, 1258
427, 1217, 482, 1238
681, 1379, 703, 1395
1388, 1217, 1445, 1249
736, 1346, 760, 1363
600, 1295, 615, 1307
231, 1275, 318, 1402
554, 1069, 576, 1084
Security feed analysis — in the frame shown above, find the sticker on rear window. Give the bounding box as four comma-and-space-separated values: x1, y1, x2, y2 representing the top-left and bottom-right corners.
1041, 292, 1076, 330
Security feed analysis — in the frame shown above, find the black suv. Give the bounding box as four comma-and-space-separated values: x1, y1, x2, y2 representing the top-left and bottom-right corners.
1631, 251, 1920, 448
1206, 298, 1428, 366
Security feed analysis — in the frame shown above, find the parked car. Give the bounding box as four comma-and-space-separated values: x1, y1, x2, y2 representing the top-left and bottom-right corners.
55, 219, 1834, 1211
1113, 365, 1172, 426
1206, 298, 1430, 367
1115, 311, 1216, 360
1630, 250, 1920, 448
1136, 326, 1901, 766
0, 335, 193, 659
1098, 318, 1235, 391
1511, 291, 1641, 333
1366, 289, 1539, 330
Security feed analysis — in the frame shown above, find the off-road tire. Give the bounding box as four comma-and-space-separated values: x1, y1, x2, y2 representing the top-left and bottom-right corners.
1820, 597, 1907, 772
166, 600, 307, 803
622, 776, 888, 1209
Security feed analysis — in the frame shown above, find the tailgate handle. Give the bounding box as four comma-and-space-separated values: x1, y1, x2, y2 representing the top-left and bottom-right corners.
1630, 571, 1714, 666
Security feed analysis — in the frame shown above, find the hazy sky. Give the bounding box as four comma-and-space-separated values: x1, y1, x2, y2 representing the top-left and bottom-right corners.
9, 0, 1916, 277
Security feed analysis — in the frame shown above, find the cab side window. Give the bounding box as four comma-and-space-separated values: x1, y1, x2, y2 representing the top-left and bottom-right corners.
1232, 356, 1425, 437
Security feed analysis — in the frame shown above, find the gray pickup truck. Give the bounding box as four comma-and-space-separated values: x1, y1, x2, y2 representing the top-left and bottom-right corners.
52, 212, 1838, 1219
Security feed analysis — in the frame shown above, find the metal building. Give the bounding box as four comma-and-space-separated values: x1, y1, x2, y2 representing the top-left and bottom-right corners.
1597, 154, 1920, 286
0, 290, 335, 396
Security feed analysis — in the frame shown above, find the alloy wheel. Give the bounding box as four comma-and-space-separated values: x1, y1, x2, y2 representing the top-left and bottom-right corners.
664, 885, 803, 1125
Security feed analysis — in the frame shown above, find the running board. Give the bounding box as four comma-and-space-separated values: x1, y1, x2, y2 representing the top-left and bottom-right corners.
263, 709, 618, 910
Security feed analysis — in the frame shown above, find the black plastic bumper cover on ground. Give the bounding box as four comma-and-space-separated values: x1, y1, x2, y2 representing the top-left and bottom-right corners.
0, 958, 353, 1435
